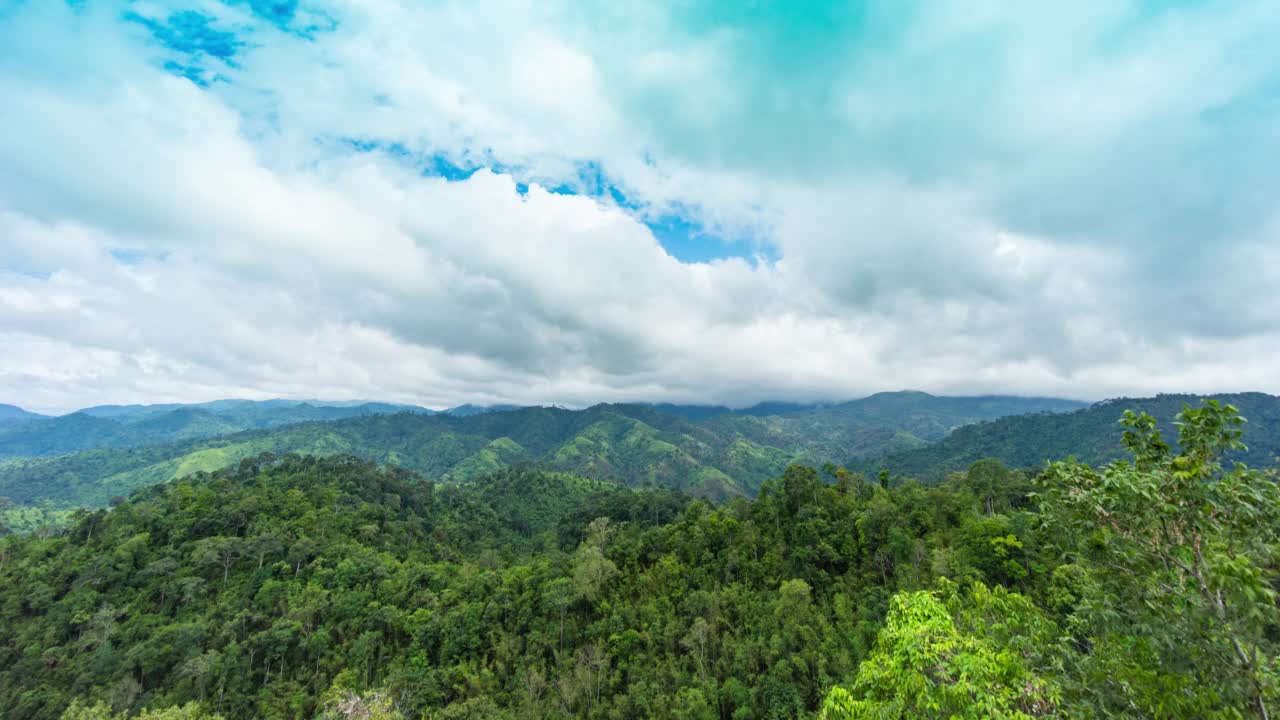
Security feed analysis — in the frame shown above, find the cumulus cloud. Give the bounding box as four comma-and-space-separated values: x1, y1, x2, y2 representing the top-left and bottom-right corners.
1, 0, 1279, 414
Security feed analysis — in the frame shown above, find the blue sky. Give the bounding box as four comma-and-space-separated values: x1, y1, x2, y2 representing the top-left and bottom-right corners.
1, 0, 1279, 413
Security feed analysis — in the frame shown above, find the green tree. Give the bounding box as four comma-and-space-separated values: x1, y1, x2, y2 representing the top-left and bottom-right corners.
320, 690, 404, 720
60, 700, 224, 720
192, 537, 243, 586
964, 459, 1010, 516
572, 518, 617, 601
1039, 401, 1280, 719
821, 583, 1058, 719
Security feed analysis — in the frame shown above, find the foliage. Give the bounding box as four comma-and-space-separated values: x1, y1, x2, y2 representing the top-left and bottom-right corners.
0, 393, 1086, 514
0, 402, 434, 459
59, 700, 223, 719
2, 398, 1276, 719
870, 392, 1280, 478
1037, 400, 1280, 718
0, 450, 1040, 719
820, 582, 1058, 719
0, 499, 74, 536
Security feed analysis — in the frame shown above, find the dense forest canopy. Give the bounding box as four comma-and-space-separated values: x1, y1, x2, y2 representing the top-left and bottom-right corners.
867, 392, 1280, 479
1, 400, 1276, 718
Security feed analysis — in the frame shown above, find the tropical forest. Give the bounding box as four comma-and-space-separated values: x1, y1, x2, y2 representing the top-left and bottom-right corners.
1, 395, 1277, 718
5, 0, 1279, 717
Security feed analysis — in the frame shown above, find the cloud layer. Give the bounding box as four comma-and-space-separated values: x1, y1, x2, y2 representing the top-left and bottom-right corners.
2, 1, 1279, 414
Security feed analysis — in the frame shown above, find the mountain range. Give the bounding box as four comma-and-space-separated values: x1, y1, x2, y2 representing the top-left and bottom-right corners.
0, 392, 1084, 513
0, 399, 536, 458
865, 392, 1280, 478
0, 404, 48, 424
3, 391, 1277, 528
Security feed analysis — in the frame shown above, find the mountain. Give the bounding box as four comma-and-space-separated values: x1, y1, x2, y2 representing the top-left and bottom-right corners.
79, 398, 433, 422
0, 456, 685, 719
645, 401, 826, 420
0, 405, 1274, 718
700, 391, 1087, 462
0, 393, 1083, 512
0, 401, 433, 459
0, 452, 904, 719
866, 392, 1280, 479
443, 403, 524, 416
0, 404, 48, 424
797, 391, 1087, 441
0, 405, 777, 508
78, 402, 192, 419
0, 412, 151, 457
737, 400, 827, 416
643, 403, 735, 421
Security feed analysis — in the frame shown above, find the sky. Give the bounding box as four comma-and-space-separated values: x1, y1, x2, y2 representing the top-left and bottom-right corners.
2, 0, 1279, 415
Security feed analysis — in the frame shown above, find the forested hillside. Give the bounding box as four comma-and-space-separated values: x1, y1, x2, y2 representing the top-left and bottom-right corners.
0, 401, 434, 459
0, 394, 1082, 517
703, 392, 1085, 463
867, 392, 1280, 478
651, 393, 1084, 428
0, 404, 49, 424
0, 406, 780, 511
1, 401, 1275, 719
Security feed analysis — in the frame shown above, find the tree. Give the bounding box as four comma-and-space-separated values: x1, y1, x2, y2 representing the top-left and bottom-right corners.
193, 537, 243, 586
1038, 400, 1280, 719
964, 459, 1010, 516
573, 518, 617, 601
60, 700, 224, 720
681, 617, 714, 685
320, 690, 404, 720
821, 583, 1058, 719
541, 577, 576, 655
672, 687, 716, 720
59, 701, 116, 720
246, 533, 282, 570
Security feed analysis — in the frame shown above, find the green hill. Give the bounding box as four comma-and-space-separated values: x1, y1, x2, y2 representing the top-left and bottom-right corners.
802, 391, 1087, 441
867, 392, 1280, 479
0, 451, 1043, 719
0, 404, 48, 424
0, 402, 433, 459
0, 406, 781, 508
701, 391, 1086, 463
0, 393, 1085, 513
2, 403, 1274, 719
76, 398, 433, 421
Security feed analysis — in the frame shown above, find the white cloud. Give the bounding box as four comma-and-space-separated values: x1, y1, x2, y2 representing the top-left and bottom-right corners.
1, 1, 1279, 414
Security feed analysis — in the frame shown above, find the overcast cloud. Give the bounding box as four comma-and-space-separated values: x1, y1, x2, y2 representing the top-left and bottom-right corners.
2, 1, 1279, 414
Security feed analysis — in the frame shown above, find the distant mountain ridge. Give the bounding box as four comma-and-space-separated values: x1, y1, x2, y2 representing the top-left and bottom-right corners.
0, 399, 545, 459
77, 398, 432, 420
865, 392, 1280, 478
443, 403, 524, 417
0, 401, 434, 458
0, 404, 48, 424
0, 392, 1085, 512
